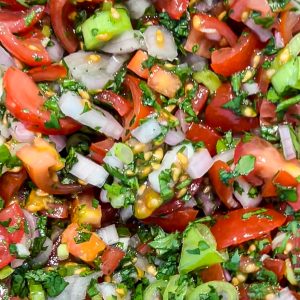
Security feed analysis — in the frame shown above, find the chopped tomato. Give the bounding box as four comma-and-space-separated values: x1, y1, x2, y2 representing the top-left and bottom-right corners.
153, 0, 189, 20
0, 169, 27, 203
199, 263, 226, 282
4, 67, 81, 135
0, 226, 13, 269
95, 90, 132, 117
137, 243, 152, 255
90, 138, 115, 164
151, 199, 184, 217
28, 65, 67, 82
127, 50, 150, 79
147, 65, 182, 98
0, 203, 25, 244
186, 123, 220, 156
211, 32, 260, 77
211, 208, 286, 249
123, 75, 153, 130
192, 14, 238, 47
62, 223, 106, 263
208, 160, 238, 209
259, 99, 276, 125
101, 247, 125, 275
43, 202, 69, 219
0, 5, 45, 33
205, 83, 259, 132
143, 208, 198, 233
0, 25, 50, 67
263, 258, 286, 281
279, 11, 300, 46
49, 0, 78, 53
191, 85, 209, 115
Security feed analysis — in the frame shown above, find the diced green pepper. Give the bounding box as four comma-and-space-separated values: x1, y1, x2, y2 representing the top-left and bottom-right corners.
179, 223, 225, 274
163, 275, 189, 300
193, 69, 221, 93
144, 280, 167, 300
82, 6, 132, 50
0, 265, 14, 280
28, 280, 46, 300
187, 281, 238, 300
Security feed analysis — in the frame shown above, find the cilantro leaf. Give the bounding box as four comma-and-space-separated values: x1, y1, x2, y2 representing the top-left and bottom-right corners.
159, 169, 174, 201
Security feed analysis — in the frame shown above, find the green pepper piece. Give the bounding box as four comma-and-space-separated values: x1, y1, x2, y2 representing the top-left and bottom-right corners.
193, 69, 221, 93
179, 223, 225, 274
28, 280, 46, 300
187, 281, 239, 300
144, 280, 168, 300
163, 275, 190, 300
82, 7, 132, 50
0, 265, 14, 280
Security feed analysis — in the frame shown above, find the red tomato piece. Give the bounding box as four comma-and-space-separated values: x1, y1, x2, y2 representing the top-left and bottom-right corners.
49, 0, 78, 53
0, 25, 50, 67
211, 208, 286, 249
28, 65, 67, 82
211, 32, 260, 77
136, 243, 152, 255
0, 5, 45, 33
279, 11, 300, 46
0, 226, 13, 269
191, 85, 209, 115
0, 203, 25, 244
143, 208, 198, 233
263, 258, 286, 281
153, 0, 189, 20
186, 123, 220, 156
0, 169, 27, 203
151, 199, 184, 217
3, 67, 81, 135
208, 160, 238, 209
205, 83, 259, 133
199, 263, 226, 282
127, 50, 150, 79
101, 246, 125, 275
95, 90, 132, 117
42, 202, 69, 219
90, 138, 115, 164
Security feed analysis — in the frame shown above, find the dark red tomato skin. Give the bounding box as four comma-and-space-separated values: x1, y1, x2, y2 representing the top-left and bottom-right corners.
28, 65, 67, 82
0, 0, 25, 10
0, 203, 25, 243
192, 85, 209, 115
263, 258, 286, 281
90, 138, 115, 164
211, 208, 286, 249
101, 247, 125, 275
42, 202, 69, 219
205, 83, 259, 133
199, 264, 226, 282
153, 0, 189, 20
0, 226, 13, 269
151, 199, 184, 217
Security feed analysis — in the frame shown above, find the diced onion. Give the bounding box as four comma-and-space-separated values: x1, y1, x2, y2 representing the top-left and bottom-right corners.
96, 283, 117, 300
272, 232, 287, 250
15, 243, 30, 258
100, 189, 109, 203
129, 234, 140, 248
9, 122, 34, 143
0, 46, 15, 67
49, 135, 66, 153
97, 224, 119, 245
242, 83, 260, 96
59, 91, 124, 139
47, 37, 64, 63
165, 128, 185, 146
144, 25, 178, 61
213, 149, 235, 163
274, 31, 285, 49
103, 155, 124, 170
187, 149, 214, 179
118, 237, 130, 251
70, 153, 109, 188
120, 205, 133, 222
245, 19, 272, 42
126, 0, 151, 19
175, 109, 189, 133
278, 125, 297, 160
106, 54, 129, 75
273, 288, 296, 300
131, 119, 162, 143
32, 237, 53, 266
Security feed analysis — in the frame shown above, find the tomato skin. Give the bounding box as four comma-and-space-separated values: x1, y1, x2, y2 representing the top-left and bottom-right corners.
205, 83, 259, 133
28, 65, 67, 82
0, 226, 13, 269
95, 90, 132, 117
0, 169, 27, 202
151, 199, 184, 217
90, 138, 115, 164
263, 258, 286, 281
186, 123, 220, 156
4, 67, 81, 135
101, 247, 125, 275
49, 0, 78, 53
143, 208, 198, 233
0, 203, 25, 244
211, 208, 286, 249
199, 263, 226, 282
0, 5, 45, 33
153, 0, 189, 20
279, 11, 300, 46
0, 25, 50, 67
42, 202, 69, 219
211, 32, 260, 77
208, 160, 238, 209
191, 85, 209, 115
127, 50, 150, 79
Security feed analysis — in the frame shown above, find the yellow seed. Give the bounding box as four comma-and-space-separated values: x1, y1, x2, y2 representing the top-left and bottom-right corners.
284, 242, 293, 254
265, 294, 275, 300
144, 151, 153, 161
78, 179, 88, 185
172, 167, 181, 183
177, 152, 188, 168
176, 188, 187, 199
35, 189, 49, 197
156, 29, 165, 48
9, 166, 22, 173
146, 265, 157, 276
125, 169, 135, 176
80, 41, 84, 50
248, 244, 256, 253
45, 90, 55, 97
218, 11, 227, 21
179, 175, 188, 182
79, 89, 90, 100
231, 277, 239, 286
111, 7, 120, 19
266, 68, 276, 79
28, 44, 40, 51
164, 105, 176, 113
74, 267, 87, 275
96, 33, 111, 42
241, 11, 249, 22
193, 15, 201, 29
153, 148, 164, 162
137, 184, 146, 196
185, 83, 194, 92
146, 197, 161, 209
245, 263, 259, 273
203, 185, 211, 194
279, 48, 290, 64
140, 166, 152, 177
252, 54, 261, 68
136, 267, 144, 279
242, 70, 253, 82
151, 162, 161, 170
116, 288, 125, 297
88, 54, 101, 63
104, 275, 111, 283
133, 143, 146, 154
68, 11, 77, 21
236, 273, 247, 283
242, 106, 257, 118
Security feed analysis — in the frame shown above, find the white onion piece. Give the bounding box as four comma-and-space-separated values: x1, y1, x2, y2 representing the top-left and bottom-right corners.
22, 209, 39, 240
196, 0, 215, 12
233, 177, 262, 208
185, 54, 208, 71
49, 272, 101, 300
272, 232, 287, 250
279, 125, 296, 160
126, 0, 151, 19
49, 135, 66, 152
102, 30, 145, 54
149, 144, 194, 192
96, 283, 117, 300
11, 258, 25, 268
273, 288, 296, 300
32, 237, 53, 266
242, 82, 260, 95
70, 153, 109, 188
184, 197, 197, 208
59, 92, 123, 139
47, 37, 64, 63
0, 46, 15, 67
213, 149, 235, 163
165, 128, 185, 146
205, 30, 221, 41
106, 54, 129, 75
97, 224, 119, 245
0, 123, 10, 140
187, 149, 213, 179
120, 205, 133, 222
15, 243, 30, 258
175, 109, 189, 133
10, 122, 34, 143
132, 119, 162, 143
135, 255, 149, 271
118, 237, 130, 251
100, 189, 109, 203
144, 26, 178, 61
245, 19, 272, 42
129, 234, 140, 248
103, 155, 124, 170
275, 31, 285, 49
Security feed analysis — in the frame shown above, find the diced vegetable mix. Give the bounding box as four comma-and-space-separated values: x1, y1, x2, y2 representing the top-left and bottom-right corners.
0, 0, 300, 299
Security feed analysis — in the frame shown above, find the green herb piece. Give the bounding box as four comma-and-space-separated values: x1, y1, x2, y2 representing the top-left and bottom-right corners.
31, 236, 47, 258
74, 230, 92, 244
223, 250, 240, 272
242, 208, 268, 220
139, 81, 159, 109
159, 169, 174, 201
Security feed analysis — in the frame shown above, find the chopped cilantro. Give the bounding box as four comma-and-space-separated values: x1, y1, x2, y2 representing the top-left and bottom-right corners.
159, 169, 174, 201
242, 208, 268, 220
74, 230, 92, 244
